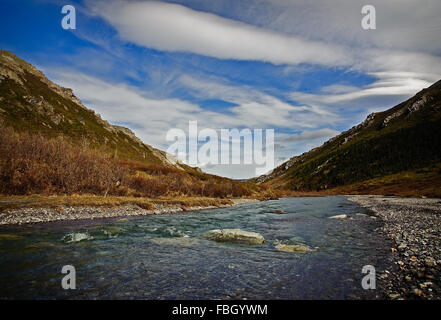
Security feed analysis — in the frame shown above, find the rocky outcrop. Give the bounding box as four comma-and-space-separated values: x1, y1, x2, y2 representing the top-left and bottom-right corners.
112, 125, 144, 146
201, 229, 265, 245
382, 94, 433, 128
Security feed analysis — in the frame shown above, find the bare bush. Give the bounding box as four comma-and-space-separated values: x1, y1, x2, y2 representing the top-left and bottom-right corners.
0, 126, 127, 195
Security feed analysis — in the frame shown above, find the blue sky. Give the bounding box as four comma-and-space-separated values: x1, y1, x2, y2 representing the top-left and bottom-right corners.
1, 0, 441, 178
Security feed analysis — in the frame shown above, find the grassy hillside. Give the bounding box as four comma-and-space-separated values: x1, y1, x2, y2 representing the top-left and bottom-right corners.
258, 79, 441, 195
0, 50, 266, 199
0, 51, 172, 166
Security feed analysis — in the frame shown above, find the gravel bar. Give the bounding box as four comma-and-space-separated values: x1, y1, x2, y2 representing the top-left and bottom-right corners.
348, 195, 441, 300
0, 199, 259, 225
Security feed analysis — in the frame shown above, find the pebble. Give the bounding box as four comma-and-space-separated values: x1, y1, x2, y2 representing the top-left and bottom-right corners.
425, 257, 437, 267
413, 288, 423, 297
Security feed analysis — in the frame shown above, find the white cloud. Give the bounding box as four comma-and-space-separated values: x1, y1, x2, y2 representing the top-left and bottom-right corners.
176, 74, 339, 128
290, 74, 433, 106
89, 0, 351, 66
46, 69, 202, 148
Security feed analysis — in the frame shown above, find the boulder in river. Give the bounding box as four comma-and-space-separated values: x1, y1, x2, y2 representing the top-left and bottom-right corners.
201, 229, 265, 245
275, 243, 310, 253
329, 214, 347, 219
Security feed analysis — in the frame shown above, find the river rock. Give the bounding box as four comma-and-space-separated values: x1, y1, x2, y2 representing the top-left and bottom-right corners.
275, 243, 309, 253
271, 210, 285, 214
201, 229, 265, 245
329, 214, 347, 219
388, 293, 401, 300
425, 257, 437, 267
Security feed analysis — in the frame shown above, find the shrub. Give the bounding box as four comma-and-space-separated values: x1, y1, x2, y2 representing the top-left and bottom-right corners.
0, 126, 127, 195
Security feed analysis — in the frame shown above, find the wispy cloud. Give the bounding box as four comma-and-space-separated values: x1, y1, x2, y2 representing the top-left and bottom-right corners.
89, 0, 351, 66
176, 74, 339, 128
47, 68, 338, 144
290, 74, 433, 106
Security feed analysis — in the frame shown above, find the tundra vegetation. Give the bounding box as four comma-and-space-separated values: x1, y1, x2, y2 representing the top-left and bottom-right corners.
0, 126, 272, 200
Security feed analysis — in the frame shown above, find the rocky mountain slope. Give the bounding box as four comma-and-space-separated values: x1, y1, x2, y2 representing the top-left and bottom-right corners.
0, 50, 188, 170
257, 79, 441, 193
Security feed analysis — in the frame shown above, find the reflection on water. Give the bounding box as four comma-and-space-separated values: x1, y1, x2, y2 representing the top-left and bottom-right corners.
0, 196, 392, 299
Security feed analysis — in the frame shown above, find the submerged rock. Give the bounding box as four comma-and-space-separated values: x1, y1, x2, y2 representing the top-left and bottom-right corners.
201, 229, 265, 245
275, 243, 310, 253
329, 214, 347, 219
61, 232, 93, 243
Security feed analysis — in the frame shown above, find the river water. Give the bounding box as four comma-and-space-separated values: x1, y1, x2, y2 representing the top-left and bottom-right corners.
0, 196, 393, 299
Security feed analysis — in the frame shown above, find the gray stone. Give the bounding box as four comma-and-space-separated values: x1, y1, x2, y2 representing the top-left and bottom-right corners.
329, 214, 347, 219
275, 243, 309, 253
201, 229, 265, 245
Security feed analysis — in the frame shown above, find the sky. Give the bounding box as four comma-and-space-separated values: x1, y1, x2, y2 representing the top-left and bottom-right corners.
1, 0, 441, 178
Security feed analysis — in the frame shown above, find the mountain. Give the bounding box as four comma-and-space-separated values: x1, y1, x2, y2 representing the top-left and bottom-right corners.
0, 50, 194, 171
257, 79, 441, 196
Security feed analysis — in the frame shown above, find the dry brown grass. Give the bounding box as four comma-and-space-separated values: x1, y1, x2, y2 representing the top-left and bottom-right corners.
0, 194, 234, 213
0, 126, 127, 195
274, 164, 441, 198
0, 126, 259, 199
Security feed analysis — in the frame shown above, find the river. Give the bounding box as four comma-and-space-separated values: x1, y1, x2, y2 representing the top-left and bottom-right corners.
0, 196, 393, 299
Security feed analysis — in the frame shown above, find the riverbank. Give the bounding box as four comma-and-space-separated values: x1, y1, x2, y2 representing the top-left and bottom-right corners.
347, 195, 441, 300
0, 195, 259, 225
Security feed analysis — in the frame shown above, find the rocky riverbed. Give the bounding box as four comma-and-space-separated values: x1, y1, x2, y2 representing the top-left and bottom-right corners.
348, 195, 441, 300
0, 198, 258, 225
